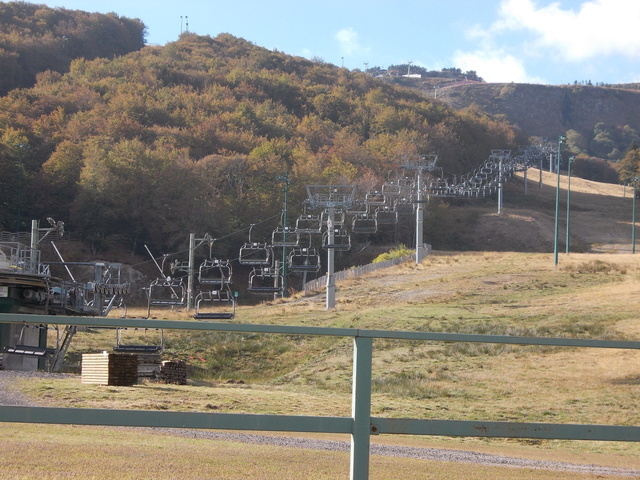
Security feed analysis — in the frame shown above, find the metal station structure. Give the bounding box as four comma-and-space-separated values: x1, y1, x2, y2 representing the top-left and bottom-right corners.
1, 219, 130, 371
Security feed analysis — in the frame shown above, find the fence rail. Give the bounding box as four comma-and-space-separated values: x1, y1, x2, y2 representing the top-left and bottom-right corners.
1, 312, 639, 480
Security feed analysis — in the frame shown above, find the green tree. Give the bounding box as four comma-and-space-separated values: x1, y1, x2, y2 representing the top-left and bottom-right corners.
618, 142, 640, 183
0, 128, 29, 231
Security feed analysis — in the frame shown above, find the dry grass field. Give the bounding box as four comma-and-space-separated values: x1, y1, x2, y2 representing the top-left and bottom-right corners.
3, 169, 640, 479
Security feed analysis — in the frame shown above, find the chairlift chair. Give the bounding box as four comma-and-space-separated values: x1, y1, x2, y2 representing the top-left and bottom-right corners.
145, 276, 186, 318
238, 242, 272, 266
4, 344, 55, 357
193, 287, 235, 319
322, 228, 351, 251
248, 266, 284, 294
198, 259, 232, 286
114, 327, 163, 353
320, 209, 345, 228
365, 190, 386, 206
295, 214, 322, 234
239, 224, 272, 266
287, 247, 321, 272
382, 182, 402, 196
271, 226, 299, 247
394, 198, 415, 214
397, 177, 416, 197
375, 206, 398, 225
345, 201, 368, 216
351, 213, 377, 233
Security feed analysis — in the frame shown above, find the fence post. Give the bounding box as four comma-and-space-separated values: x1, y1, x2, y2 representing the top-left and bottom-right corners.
350, 335, 373, 480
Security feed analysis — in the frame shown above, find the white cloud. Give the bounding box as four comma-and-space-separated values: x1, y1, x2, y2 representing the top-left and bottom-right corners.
453, 48, 545, 83
493, 0, 640, 61
335, 27, 371, 57
455, 0, 640, 83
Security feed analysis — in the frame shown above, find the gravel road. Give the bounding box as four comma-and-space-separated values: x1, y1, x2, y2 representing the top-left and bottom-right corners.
1, 370, 638, 477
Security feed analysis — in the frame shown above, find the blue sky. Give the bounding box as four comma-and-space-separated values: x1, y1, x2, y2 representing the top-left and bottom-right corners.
45, 0, 640, 85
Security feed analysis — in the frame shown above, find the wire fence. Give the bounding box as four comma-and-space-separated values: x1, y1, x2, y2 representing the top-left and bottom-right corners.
303, 244, 431, 295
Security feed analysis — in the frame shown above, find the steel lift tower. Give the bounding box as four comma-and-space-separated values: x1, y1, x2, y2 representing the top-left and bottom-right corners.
306, 185, 356, 309
402, 154, 438, 264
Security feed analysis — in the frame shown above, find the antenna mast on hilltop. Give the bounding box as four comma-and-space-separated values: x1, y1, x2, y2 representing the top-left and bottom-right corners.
180, 15, 189, 35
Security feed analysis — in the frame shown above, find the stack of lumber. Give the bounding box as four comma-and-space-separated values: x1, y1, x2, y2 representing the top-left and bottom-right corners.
158, 360, 187, 385
81, 352, 138, 386
137, 353, 162, 379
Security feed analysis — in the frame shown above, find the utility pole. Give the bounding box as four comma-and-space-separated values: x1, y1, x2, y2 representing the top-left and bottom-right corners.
566, 156, 574, 254
633, 177, 638, 254
187, 233, 211, 310
553, 135, 565, 266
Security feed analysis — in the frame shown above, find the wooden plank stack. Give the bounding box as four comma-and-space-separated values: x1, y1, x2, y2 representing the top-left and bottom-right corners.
158, 360, 187, 385
81, 352, 138, 386
137, 353, 162, 379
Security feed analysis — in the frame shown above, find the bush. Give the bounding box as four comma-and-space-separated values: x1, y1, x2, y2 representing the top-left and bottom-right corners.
372, 244, 413, 263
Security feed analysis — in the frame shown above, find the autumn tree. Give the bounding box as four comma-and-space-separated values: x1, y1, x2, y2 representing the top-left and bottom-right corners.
618, 141, 640, 184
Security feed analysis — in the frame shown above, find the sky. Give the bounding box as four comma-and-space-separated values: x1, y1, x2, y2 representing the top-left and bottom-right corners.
44, 0, 640, 85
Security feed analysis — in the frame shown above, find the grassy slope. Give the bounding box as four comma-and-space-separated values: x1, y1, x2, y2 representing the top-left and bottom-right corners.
9, 170, 640, 477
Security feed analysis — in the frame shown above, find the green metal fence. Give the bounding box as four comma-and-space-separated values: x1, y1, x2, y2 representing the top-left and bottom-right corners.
1, 313, 639, 479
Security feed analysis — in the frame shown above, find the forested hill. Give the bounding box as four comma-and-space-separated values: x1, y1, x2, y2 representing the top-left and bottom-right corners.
0, 32, 516, 255
0, 2, 146, 95
429, 81, 640, 165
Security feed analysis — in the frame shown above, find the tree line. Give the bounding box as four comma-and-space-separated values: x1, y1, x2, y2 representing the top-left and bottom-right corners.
0, 30, 517, 257
0, 1, 145, 95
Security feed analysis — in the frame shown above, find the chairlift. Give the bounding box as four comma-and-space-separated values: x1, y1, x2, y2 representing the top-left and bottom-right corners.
3, 325, 55, 357
239, 242, 272, 265
295, 214, 322, 234
397, 177, 416, 196
351, 213, 377, 233
4, 344, 55, 357
382, 182, 402, 196
145, 276, 186, 318
114, 327, 163, 354
198, 259, 232, 285
394, 198, 415, 214
287, 246, 321, 272
248, 266, 283, 294
193, 287, 235, 319
321, 209, 345, 228
3, 324, 78, 373
345, 201, 368, 216
271, 226, 299, 247
239, 225, 272, 265
365, 190, 386, 206
375, 206, 398, 225
322, 228, 351, 251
